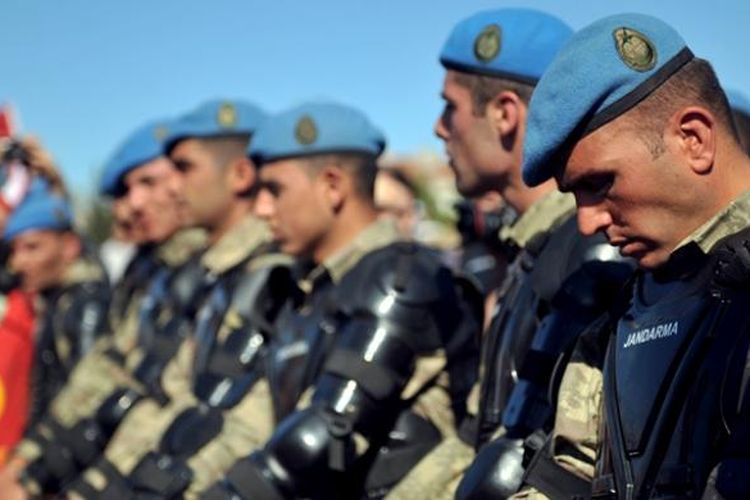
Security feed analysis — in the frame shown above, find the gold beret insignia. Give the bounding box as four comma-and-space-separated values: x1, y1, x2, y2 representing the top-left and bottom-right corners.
153, 126, 169, 142
217, 103, 238, 128
295, 116, 318, 145
474, 24, 502, 63
613, 27, 657, 72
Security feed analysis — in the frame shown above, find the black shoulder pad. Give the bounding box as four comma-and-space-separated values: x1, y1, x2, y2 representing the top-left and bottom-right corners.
532, 216, 635, 309
713, 226, 750, 291
334, 242, 469, 352
231, 263, 295, 326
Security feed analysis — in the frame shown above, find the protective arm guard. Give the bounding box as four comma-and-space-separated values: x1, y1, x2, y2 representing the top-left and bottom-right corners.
20, 387, 143, 494
204, 243, 481, 500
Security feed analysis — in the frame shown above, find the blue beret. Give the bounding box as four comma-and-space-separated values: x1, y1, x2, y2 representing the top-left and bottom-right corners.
100, 120, 170, 197
248, 102, 386, 165
727, 89, 750, 117
5, 192, 73, 241
523, 13, 694, 186
164, 99, 267, 152
439, 8, 573, 83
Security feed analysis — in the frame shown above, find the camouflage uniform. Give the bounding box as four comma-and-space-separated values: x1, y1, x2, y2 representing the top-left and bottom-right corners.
73, 216, 276, 492
386, 191, 575, 500
516, 188, 750, 498
14, 229, 206, 493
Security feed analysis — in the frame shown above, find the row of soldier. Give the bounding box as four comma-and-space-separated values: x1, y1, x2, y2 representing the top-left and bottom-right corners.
0, 7, 749, 500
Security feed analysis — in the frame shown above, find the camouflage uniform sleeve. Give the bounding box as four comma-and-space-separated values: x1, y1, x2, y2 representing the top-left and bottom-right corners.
185, 378, 276, 499
510, 323, 606, 499
79, 340, 202, 486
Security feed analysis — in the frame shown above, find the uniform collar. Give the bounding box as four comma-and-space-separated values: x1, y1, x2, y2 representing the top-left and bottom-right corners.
201, 215, 271, 275
62, 255, 105, 286
302, 218, 401, 291
155, 228, 207, 267
499, 190, 575, 248
673, 187, 750, 255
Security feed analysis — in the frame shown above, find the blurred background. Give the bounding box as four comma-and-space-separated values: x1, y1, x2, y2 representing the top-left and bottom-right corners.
1, 0, 747, 243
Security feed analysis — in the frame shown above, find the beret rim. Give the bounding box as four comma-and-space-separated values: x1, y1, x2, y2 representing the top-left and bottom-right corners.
524, 47, 695, 188
252, 147, 382, 167
440, 58, 540, 86
583, 46, 695, 136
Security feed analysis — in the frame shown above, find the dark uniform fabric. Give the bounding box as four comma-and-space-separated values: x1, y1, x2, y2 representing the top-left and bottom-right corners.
28, 255, 110, 427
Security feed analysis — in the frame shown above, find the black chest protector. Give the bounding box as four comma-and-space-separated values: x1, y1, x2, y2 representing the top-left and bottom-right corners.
109, 245, 159, 323
265, 271, 338, 422
191, 263, 291, 410
132, 253, 210, 403
597, 236, 750, 499
31, 280, 110, 425
477, 216, 627, 446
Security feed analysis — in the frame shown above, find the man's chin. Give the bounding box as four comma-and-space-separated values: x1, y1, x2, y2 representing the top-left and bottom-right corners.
629, 249, 670, 270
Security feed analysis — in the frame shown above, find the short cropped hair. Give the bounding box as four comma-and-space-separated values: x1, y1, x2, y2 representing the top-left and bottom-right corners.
624, 58, 737, 158
305, 153, 378, 200
453, 72, 535, 116
198, 134, 252, 168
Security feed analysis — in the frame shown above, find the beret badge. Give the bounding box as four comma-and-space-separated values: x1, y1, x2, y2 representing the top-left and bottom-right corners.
295, 116, 318, 145
217, 103, 238, 128
153, 126, 169, 142
54, 207, 68, 225
474, 24, 502, 63
613, 27, 657, 72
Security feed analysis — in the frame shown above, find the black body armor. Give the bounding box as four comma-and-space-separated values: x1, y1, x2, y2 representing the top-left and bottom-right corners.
29, 272, 110, 426
125, 262, 292, 499
591, 233, 750, 499
458, 216, 633, 499
203, 242, 482, 500
24, 253, 208, 494
108, 244, 160, 325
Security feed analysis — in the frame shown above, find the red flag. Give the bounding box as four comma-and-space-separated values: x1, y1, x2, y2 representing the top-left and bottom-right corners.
0, 289, 35, 466
0, 106, 16, 138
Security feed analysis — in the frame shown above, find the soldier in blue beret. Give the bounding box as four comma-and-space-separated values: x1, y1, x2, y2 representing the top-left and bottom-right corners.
4, 191, 110, 441
202, 100, 482, 499
387, 10, 634, 500
518, 13, 750, 499
5, 119, 208, 497
64, 99, 296, 500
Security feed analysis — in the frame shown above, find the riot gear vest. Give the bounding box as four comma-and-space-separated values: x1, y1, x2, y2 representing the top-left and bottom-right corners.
130, 252, 210, 403
108, 244, 159, 328
594, 230, 750, 499
29, 262, 110, 426
476, 216, 632, 448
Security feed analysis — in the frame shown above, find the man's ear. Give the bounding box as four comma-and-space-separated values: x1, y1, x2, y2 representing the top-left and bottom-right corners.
671, 105, 716, 175
319, 163, 348, 212
486, 90, 523, 138
227, 156, 257, 195
61, 232, 81, 263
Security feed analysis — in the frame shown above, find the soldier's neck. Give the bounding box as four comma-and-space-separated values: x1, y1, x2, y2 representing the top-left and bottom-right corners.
312, 201, 379, 264
206, 200, 254, 246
